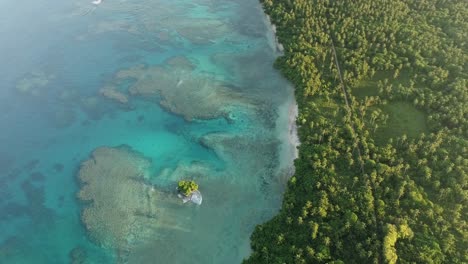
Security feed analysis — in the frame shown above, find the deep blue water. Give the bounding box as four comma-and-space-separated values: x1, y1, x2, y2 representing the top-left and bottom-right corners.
0, 0, 295, 263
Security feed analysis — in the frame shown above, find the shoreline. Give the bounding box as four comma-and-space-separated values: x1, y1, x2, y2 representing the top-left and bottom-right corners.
261, 13, 285, 54
282, 96, 300, 177
260, 3, 299, 177
262, 8, 300, 174
288, 98, 300, 161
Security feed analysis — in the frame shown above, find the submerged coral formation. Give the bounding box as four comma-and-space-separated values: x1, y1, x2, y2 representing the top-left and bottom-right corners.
51, 108, 76, 128
165, 56, 195, 71
73, 0, 232, 45
174, 18, 229, 44
99, 87, 129, 104
115, 64, 254, 120
156, 161, 211, 188
0, 178, 57, 225
77, 146, 199, 254
15, 71, 55, 96
68, 246, 87, 264
200, 133, 280, 187
77, 146, 158, 248
79, 96, 108, 120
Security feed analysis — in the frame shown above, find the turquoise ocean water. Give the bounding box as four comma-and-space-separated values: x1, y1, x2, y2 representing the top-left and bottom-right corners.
0, 0, 295, 263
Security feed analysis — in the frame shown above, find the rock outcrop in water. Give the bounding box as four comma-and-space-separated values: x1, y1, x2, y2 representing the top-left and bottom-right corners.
177, 180, 202, 205
178, 190, 203, 205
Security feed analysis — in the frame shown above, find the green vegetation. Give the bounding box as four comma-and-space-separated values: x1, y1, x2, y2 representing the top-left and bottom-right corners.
375, 102, 428, 143
177, 180, 199, 196
245, 0, 467, 263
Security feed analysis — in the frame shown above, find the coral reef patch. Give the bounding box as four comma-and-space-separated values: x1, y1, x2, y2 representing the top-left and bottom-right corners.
77, 146, 158, 248
114, 64, 255, 120
77, 146, 202, 260
15, 71, 55, 96
99, 87, 129, 104
68, 246, 87, 264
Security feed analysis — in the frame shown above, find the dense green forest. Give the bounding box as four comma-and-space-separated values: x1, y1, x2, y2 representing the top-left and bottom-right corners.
245, 0, 467, 263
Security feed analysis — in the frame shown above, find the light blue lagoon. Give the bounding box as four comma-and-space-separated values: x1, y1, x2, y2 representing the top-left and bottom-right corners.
0, 0, 296, 263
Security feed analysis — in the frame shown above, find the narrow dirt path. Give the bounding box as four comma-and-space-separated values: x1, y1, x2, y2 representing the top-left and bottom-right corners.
330, 37, 384, 263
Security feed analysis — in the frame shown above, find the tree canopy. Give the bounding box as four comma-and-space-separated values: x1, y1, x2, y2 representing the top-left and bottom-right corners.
177, 180, 199, 196
245, 0, 467, 263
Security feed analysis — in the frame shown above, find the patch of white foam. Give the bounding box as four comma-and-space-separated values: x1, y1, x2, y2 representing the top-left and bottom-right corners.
92, 0, 102, 5
276, 88, 300, 177
178, 190, 202, 205
261, 14, 284, 55
177, 79, 184, 87
289, 100, 300, 159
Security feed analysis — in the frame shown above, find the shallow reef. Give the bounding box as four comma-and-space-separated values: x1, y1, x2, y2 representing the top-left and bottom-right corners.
0, 154, 14, 174
51, 107, 77, 128
68, 246, 87, 264
79, 96, 108, 120
24, 159, 40, 171
200, 133, 280, 188
114, 64, 255, 120
156, 161, 212, 188
99, 87, 129, 104
77, 146, 157, 248
0, 236, 22, 259
29, 172, 45, 182
15, 71, 55, 96
77, 146, 197, 256
20, 179, 56, 225
0, 179, 56, 225
74, 0, 232, 45
164, 56, 195, 71
173, 18, 230, 44
1, 0, 295, 262
53, 163, 64, 172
